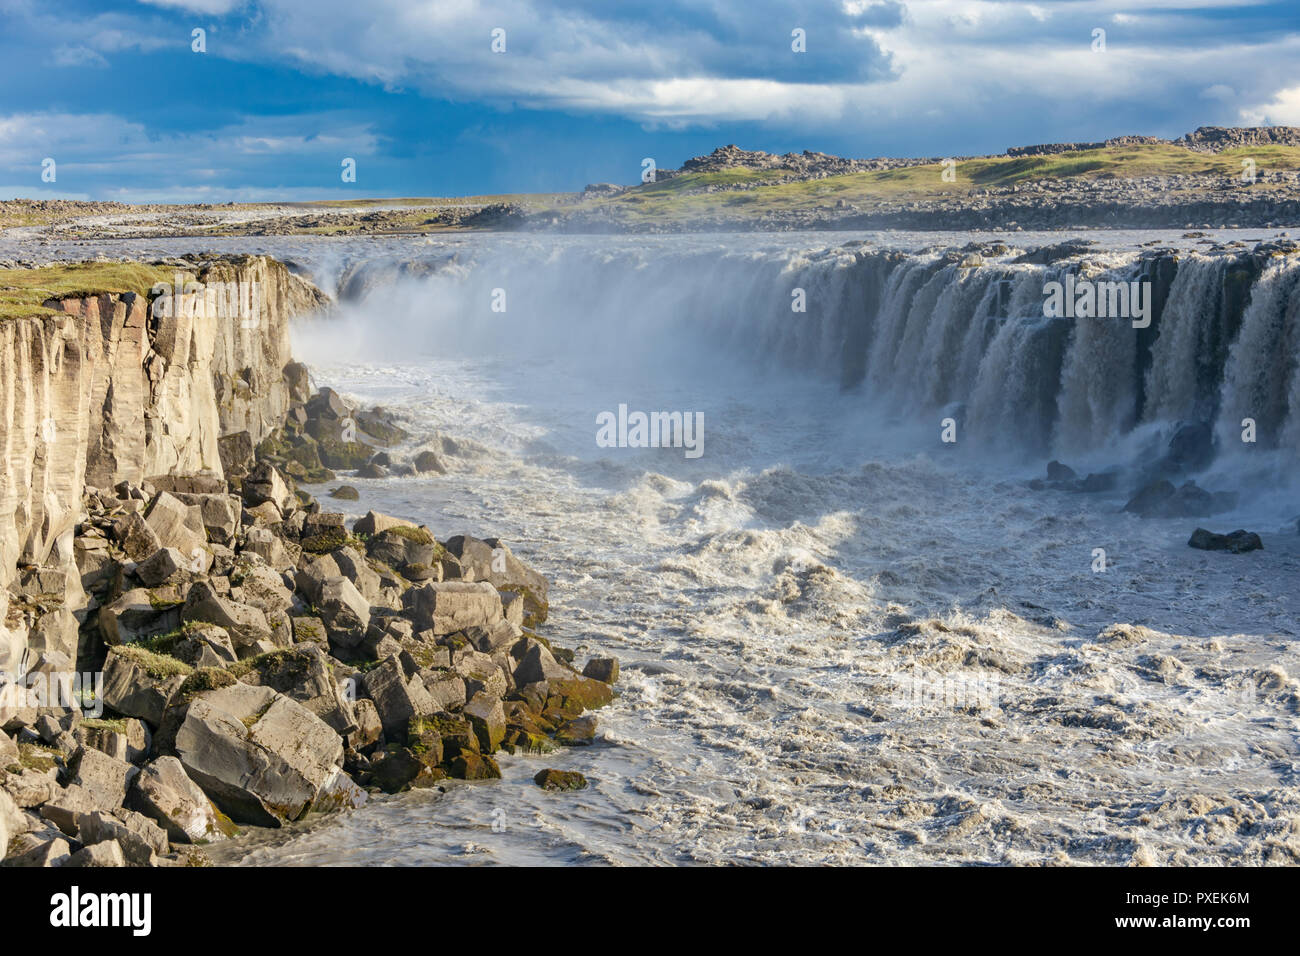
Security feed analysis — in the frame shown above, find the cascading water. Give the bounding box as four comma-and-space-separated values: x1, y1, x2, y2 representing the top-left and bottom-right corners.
182, 230, 1300, 867
325, 238, 1300, 477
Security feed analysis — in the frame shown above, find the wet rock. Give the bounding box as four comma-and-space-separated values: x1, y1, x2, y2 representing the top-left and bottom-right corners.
1124, 479, 1236, 518
533, 769, 588, 791
511, 637, 572, 686
1188, 528, 1263, 553
582, 657, 619, 683
1046, 461, 1077, 482
554, 714, 598, 746
413, 450, 446, 474
328, 485, 359, 501
463, 694, 506, 753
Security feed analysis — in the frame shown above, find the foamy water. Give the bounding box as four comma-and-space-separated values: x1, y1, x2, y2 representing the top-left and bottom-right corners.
191, 232, 1300, 866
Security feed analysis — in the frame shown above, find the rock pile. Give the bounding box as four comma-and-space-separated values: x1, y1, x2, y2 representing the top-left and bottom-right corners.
2, 398, 616, 866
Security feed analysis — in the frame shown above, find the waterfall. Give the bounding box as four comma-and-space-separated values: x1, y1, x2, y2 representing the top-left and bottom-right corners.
334, 238, 1300, 471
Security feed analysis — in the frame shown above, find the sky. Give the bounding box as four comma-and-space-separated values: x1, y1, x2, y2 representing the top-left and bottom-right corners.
1, 0, 1297, 202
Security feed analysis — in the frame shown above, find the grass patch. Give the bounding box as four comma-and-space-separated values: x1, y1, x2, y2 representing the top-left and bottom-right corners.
111, 643, 193, 679
0, 262, 180, 320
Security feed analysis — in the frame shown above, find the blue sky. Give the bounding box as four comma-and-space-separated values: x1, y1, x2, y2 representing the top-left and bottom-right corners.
1, 0, 1298, 201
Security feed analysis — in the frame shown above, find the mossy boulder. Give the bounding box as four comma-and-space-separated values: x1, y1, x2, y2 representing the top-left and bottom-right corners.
448, 752, 500, 780
533, 769, 588, 792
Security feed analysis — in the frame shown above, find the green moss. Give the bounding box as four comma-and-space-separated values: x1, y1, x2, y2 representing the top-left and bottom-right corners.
17, 742, 60, 773
111, 643, 193, 679
300, 530, 367, 554
147, 590, 184, 611
386, 525, 433, 545
78, 717, 128, 734
174, 666, 237, 705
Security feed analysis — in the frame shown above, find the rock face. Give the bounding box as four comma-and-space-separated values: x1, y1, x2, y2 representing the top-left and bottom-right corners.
0, 255, 327, 673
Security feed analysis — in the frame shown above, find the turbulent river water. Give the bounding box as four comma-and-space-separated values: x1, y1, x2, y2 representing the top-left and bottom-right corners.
23, 230, 1300, 865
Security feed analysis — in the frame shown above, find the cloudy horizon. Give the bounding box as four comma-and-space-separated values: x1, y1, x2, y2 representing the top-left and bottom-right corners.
2, 0, 1298, 202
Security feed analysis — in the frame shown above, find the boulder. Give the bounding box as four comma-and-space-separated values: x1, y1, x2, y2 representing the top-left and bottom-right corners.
367, 526, 438, 572
1046, 460, 1077, 482
463, 694, 506, 753
444, 535, 548, 624
111, 513, 162, 562
144, 492, 208, 556
102, 647, 189, 727
332, 547, 382, 603
75, 808, 168, 866
172, 492, 243, 545
66, 840, 126, 867
0, 787, 23, 856
360, 656, 435, 737
413, 450, 446, 474
182, 581, 274, 652
72, 718, 150, 764
402, 581, 503, 635
40, 783, 102, 836
235, 645, 358, 736
316, 576, 371, 649
136, 547, 199, 587
243, 461, 294, 514
243, 527, 295, 571
1188, 528, 1263, 553
128, 756, 235, 844
218, 431, 256, 479
582, 657, 619, 683
99, 588, 184, 647
65, 745, 140, 810
512, 637, 573, 686
170, 682, 361, 826
533, 769, 588, 791
351, 509, 416, 538
172, 625, 238, 668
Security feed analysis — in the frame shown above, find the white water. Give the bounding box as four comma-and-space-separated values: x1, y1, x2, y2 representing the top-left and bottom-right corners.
171, 233, 1300, 865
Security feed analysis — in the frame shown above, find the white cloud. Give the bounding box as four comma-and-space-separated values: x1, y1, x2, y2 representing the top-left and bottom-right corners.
136, 0, 245, 14
1240, 86, 1300, 126
52, 45, 109, 68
